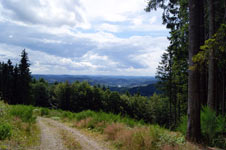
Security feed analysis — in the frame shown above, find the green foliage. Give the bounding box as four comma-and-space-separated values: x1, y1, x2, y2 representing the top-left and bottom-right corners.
40, 108, 49, 116
177, 107, 226, 148
74, 110, 143, 128
148, 93, 169, 125
10, 105, 36, 123
32, 108, 41, 116
201, 106, 226, 147
73, 110, 95, 121
0, 123, 12, 140
216, 115, 226, 133
0, 101, 11, 141
0, 101, 8, 119
0, 123, 11, 141
194, 24, 226, 69
176, 115, 187, 135
201, 106, 217, 141
32, 81, 50, 107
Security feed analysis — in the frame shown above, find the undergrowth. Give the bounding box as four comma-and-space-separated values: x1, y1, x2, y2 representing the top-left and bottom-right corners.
0, 101, 40, 149
46, 109, 190, 150
177, 106, 226, 149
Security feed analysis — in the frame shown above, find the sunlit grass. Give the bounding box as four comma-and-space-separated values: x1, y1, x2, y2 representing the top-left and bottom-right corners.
0, 101, 40, 149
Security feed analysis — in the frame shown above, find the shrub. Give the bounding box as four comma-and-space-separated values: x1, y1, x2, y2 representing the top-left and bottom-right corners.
61, 111, 74, 120
177, 106, 226, 148
201, 106, 217, 141
40, 108, 49, 116
74, 110, 95, 121
0, 123, 12, 140
10, 105, 36, 123
176, 115, 187, 135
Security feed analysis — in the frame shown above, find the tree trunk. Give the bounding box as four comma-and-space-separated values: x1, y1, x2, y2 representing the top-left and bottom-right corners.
200, 0, 207, 106
224, 0, 226, 21
186, 0, 202, 142
207, 0, 215, 110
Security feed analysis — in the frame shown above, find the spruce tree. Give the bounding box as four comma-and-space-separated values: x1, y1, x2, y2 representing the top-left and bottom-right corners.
18, 49, 32, 104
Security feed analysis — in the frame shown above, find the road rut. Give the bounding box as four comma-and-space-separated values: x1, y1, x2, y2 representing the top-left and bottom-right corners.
37, 117, 109, 150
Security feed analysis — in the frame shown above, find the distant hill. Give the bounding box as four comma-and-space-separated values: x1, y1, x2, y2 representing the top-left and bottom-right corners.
109, 83, 158, 97
32, 74, 157, 88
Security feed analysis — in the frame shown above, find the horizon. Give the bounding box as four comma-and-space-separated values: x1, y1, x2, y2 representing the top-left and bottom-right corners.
32, 74, 156, 78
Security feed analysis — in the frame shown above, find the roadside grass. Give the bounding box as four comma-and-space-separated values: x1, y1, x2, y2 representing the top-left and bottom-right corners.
0, 101, 201, 150
0, 101, 40, 150
45, 108, 199, 150
58, 128, 82, 150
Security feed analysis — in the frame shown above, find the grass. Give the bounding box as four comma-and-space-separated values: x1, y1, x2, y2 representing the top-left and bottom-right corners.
45, 109, 196, 150
0, 101, 203, 150
0, 101, 40, 149
59, 129, 82, 150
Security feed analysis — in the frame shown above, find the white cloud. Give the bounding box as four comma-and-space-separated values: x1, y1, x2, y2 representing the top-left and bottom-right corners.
81, 0, 146, 22
0, 0, 169, 76
96, 23, 119, 33
0, 0, 89, 29
0, 31, 169, 76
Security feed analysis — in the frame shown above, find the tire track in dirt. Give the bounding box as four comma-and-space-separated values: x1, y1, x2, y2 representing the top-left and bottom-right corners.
38, 117, 110, 150
37, 117, 67, 150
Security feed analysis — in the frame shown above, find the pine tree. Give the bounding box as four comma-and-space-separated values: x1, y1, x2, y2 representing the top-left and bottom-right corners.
18, 49, 32, 104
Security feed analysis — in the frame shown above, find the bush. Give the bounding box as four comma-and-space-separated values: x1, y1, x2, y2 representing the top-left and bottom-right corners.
201, 107, 226, 148
177, 106, 226, 148
176, 115, 187, 135
40, 108, 49, 116
10, 105, 36, 123
201, 106, 217, 142
0, 123, 12, 140
74, 110, 95, 121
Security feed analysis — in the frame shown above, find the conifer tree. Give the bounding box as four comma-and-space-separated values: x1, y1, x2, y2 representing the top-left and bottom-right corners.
18, 49, 32, 104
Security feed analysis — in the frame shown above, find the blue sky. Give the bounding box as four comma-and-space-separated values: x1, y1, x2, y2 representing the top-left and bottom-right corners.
0, 0, 169, 76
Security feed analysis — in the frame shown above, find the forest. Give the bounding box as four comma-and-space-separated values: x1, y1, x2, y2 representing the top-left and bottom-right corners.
0, 0, 226, 149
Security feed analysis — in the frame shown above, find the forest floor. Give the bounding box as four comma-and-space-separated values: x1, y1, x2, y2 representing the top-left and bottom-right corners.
37, 117, 111, 150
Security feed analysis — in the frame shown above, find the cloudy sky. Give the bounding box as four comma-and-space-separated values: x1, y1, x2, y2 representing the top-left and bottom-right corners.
0, 0, 169, 76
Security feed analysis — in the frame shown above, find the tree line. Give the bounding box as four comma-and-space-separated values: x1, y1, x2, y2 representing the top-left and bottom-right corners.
146, 0, 226, 142
0, 50, 31, 105
0, 50, 171, 126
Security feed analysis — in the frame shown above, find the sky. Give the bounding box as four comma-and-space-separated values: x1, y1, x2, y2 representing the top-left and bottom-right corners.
0, 0, 169, 76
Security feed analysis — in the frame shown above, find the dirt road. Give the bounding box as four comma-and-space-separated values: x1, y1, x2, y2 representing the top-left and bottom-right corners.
37, 117, 110, 150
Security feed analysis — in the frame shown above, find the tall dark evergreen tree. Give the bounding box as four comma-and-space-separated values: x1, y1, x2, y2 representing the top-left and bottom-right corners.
18, 49, 32, 104
146, 0, 189, 127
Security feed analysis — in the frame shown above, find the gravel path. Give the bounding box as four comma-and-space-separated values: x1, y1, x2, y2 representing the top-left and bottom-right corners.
37, 117, 109, 150
37, 117, 67, 150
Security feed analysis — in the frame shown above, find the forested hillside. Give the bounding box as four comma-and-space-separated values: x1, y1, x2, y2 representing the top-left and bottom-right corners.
33, 74, 157, 87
